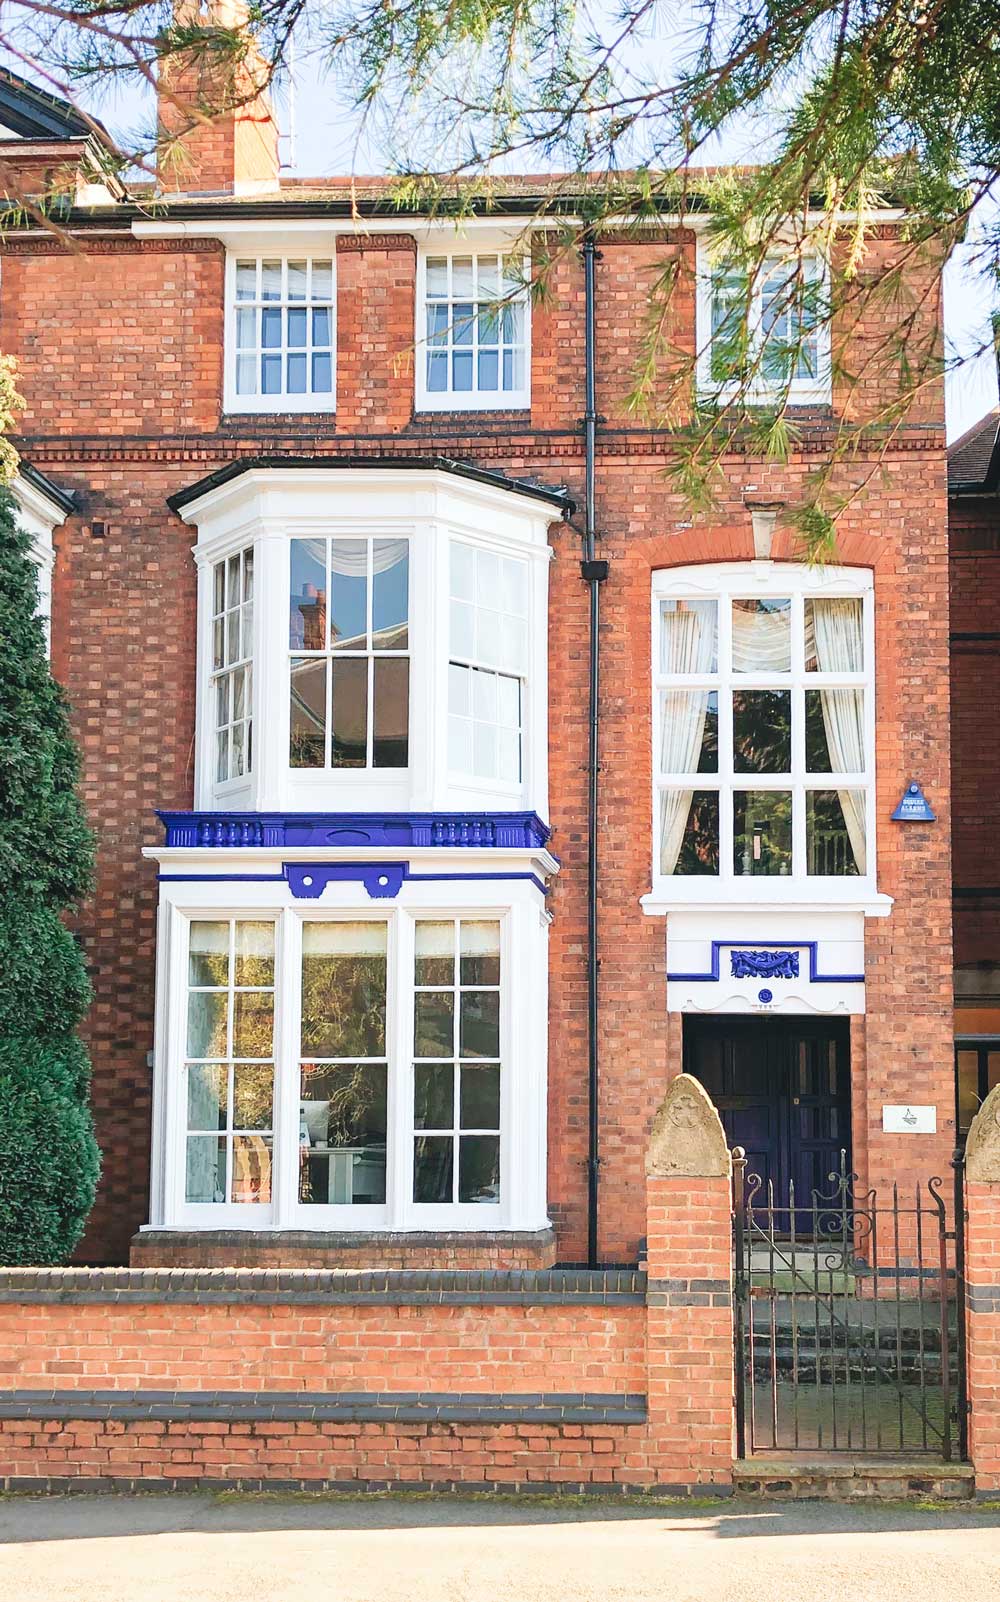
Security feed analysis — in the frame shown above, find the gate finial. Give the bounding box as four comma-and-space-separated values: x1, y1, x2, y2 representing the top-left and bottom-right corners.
646, 1073, 731, 1179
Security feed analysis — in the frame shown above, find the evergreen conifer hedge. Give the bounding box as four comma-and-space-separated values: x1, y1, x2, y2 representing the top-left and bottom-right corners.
0, 487, 99, 1263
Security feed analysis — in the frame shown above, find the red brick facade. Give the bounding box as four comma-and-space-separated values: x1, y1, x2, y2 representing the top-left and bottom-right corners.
0, 212, 956, 1267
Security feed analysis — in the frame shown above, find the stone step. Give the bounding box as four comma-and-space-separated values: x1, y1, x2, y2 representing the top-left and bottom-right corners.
733, 1457, 975, 1501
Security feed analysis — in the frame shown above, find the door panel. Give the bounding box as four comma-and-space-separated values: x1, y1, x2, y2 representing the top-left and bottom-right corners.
684, 1015, 850, 1220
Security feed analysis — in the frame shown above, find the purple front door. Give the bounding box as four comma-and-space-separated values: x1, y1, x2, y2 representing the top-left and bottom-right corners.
683, 1015, 851, 1215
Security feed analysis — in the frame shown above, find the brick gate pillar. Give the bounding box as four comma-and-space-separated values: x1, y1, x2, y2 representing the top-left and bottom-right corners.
963, 1085, 1000, 1491
643, 1073, 735, 1492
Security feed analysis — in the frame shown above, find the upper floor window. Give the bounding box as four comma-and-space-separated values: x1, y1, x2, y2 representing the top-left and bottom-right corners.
226, 256, 335, 413
448, 540, 529, 786
652, 565, 873, 895
289, 535, 409, 771
701, 252, 829, 403
211, 548, 254, 784
417, 250, 530, 411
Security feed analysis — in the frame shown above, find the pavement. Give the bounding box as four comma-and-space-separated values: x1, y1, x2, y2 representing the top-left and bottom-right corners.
1, 1491, 999, 1602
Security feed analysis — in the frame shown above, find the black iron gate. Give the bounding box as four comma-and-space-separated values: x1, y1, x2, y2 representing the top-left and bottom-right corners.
732, 1147, 968, 1459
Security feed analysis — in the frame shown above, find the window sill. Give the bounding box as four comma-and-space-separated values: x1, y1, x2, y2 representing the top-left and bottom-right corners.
642, 888, 893, 918
222, 403, 338, 418
414, 398, 531, 416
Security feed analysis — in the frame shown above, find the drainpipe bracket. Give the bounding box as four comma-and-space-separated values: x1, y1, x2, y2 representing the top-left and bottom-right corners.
581, 559, 609, 582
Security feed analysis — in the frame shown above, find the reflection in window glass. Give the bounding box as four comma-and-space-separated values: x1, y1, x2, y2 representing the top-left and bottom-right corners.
448, 541, 528, 784
289, 537, 409, 770
733, 791, 793, 876
412, 919, 501, 1204
660, 790, 719, 876
299, 922, 389, 1206
732, 690, 791, 774
806, 790, 865, 875
184, 920, 275, 1205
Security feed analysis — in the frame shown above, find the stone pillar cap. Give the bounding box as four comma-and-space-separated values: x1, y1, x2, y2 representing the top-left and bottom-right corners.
646, 1073, 731, 1179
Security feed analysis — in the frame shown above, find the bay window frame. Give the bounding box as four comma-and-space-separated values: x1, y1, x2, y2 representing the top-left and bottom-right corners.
649, 562, 877, 907
153, 894, 545, 1234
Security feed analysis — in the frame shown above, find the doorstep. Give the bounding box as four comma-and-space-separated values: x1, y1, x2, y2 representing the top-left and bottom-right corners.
129, 1228, 557, 1272
733, 1456, 975, 1501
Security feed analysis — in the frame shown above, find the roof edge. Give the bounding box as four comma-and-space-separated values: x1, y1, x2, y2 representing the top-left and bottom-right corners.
16, 460, 77, 517
166, 455, 576, 517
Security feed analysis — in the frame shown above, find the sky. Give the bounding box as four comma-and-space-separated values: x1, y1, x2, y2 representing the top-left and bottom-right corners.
21, 22, 1000, 443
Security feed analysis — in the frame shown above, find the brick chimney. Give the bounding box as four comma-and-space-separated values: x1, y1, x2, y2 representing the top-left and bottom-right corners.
157, 0, 279, 196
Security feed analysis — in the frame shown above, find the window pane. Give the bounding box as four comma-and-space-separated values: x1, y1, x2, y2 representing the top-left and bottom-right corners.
287, 306, 308, 346
373, 658, 409, 767
473, 721, 497, 778
460, 991, 500, 1058
261, 307, 282, 348
298, 1063, 387, 1205
331, 658, 368, 767
415, 991, 455, 1057
329, 540, 368, 648
957, 1049, 980, 1134
414, 1062, 454, 1129
460, 1064, 500, 1128
235, 261, 256, 300
287, 352, 307, 393
806, 789, 865, 876
185, 1136, 226, 1203
731, 598, 791, 673
452, 257, 474, 296
805, 597, 864, 672
734, 791, 793, 876
260, 261, 282, 300
234, 921, 274, 987
290, 539, 327, 649
312, 353, 332, 393
189, 922, 229, 986
236, 355, 257, 395
450, 599, 476, 659
312, 307, 332, 345
312, 261, 333, 301
232, 1135, 272, 1204
289, 657, 327, 767
660, 599, 718, 674
459, 1136, 500, 1203
233, 991, 274, 1058
806, 688, 863, 774
452, 351, 473, 390
660, 790, 719, 876
478, 349, 499, 389
300, 922, 387, 1058
233, 1063, 273, 1129
414, 1136, 453, 1202
187, 1064, 227, 1131
261, 354, 282, 394
287, 260, 307, 300
733, 689, 791, 773
425, 257, 448, 297
187, 990, 228, 1059
236, 307, 256, 349
460, 921, 500, 985
660, 690, 718, 774
415, 922, 455, 986
427, 351, 448, 391
372, 542, 409, 651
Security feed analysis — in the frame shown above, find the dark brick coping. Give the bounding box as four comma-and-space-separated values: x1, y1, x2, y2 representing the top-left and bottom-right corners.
0, 1266, 646, 1306
0, 1476, 732, 1498
0, 1389, 647, 1426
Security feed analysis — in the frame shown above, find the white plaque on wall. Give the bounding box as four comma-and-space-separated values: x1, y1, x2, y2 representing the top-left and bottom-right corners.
882, 1105, 937, 1134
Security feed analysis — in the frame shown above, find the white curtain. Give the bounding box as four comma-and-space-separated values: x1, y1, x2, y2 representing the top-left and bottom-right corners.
328, 538, 409, 577
659, 603, 717, 874
731, 601, 791, 673
811, 599, 866, 873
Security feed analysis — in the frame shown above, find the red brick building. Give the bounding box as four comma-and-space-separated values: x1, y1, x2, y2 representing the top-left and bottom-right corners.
0, 55, 959, 1279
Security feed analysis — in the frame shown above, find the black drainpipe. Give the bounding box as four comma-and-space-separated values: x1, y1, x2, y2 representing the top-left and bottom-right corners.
580, 229, 608, 1269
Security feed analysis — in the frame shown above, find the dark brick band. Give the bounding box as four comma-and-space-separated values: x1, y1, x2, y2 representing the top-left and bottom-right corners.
965, 1283, 1000, 1313
0, 1266, 645, 1306
0, 1389, 647, 1426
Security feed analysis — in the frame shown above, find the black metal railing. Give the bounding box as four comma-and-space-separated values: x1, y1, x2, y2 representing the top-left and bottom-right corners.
732, 1147, 967, 1460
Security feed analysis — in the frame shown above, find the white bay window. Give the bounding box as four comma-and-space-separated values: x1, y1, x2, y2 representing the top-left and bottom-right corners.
650, 563, 876, 904
179, 467, 556, 817
149, 881, 550, 1234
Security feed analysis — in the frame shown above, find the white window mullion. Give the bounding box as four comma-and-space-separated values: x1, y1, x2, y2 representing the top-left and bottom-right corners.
274, 910, 300, 1229
392, 911, 416, 1229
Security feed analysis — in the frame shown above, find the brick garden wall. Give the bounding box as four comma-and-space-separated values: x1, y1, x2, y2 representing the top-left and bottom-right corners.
0, 222, 953, 1266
